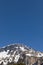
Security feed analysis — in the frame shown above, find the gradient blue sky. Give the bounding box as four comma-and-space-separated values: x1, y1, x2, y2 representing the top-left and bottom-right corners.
0, 0, 43, 51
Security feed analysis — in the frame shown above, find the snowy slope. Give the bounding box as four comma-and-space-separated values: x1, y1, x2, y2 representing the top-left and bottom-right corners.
0, 44, 43, 65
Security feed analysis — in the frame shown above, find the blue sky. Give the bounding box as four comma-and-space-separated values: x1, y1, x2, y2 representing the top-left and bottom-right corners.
0, 0, 43, 51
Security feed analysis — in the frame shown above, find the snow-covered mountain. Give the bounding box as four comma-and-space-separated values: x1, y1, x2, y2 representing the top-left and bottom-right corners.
0, 44, 43, 65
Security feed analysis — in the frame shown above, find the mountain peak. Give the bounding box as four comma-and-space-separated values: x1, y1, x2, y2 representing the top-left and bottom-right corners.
0, 43, 43, 65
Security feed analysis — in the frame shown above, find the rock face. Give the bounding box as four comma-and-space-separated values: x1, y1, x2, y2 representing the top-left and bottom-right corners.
0, 44, 43, 65
25, 56, 43, 65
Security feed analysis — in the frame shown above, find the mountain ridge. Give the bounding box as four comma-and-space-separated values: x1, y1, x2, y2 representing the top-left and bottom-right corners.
0, 43, 43, 65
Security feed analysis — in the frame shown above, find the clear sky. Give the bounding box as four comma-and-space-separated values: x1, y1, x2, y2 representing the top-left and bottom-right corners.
0, 0, 43, 52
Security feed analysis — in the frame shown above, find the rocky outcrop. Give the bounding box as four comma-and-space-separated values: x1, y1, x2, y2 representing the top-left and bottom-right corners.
24, 56, 43, 65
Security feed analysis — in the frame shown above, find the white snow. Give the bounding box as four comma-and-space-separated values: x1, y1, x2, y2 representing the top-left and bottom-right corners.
3, 60, 8, 65
14, 54, 20, 63
0, 50, 10, 59
16, 47, 18, 49
11, 50, 13, 52
0, 50, 10, 65
0, 60, 3, 64
36, 53, 43, 57
9, 57, 12, 63
26, 53, 43, 57
26, 53, 34, 57
20, 46, 26, 51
